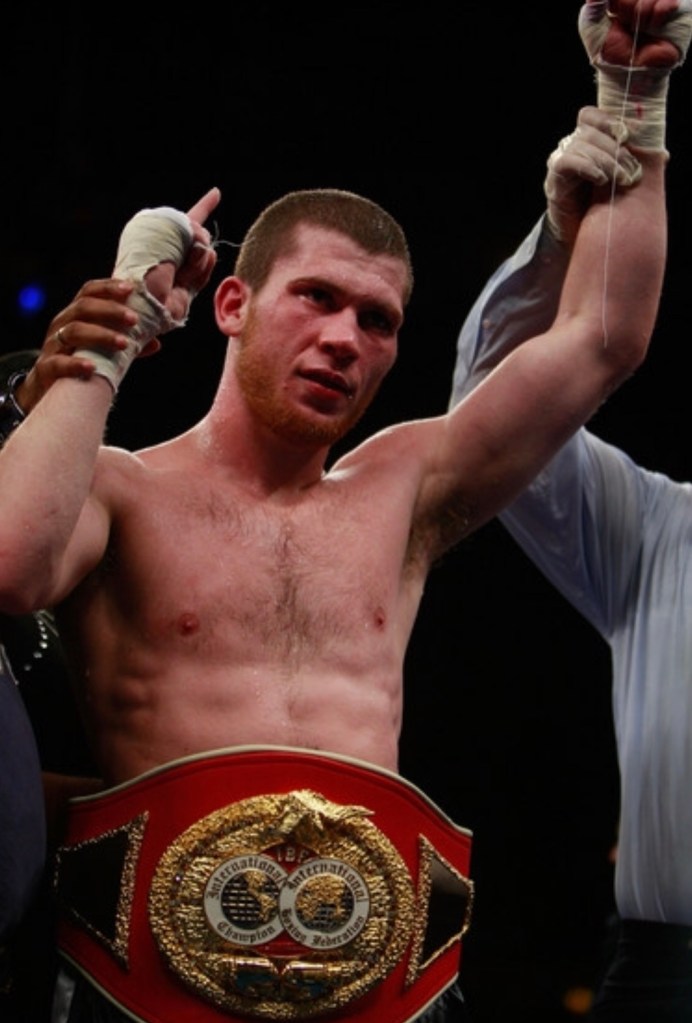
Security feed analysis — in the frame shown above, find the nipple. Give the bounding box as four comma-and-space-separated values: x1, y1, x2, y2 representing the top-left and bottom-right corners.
373, 606, 387, 630
177, 612, 201, 635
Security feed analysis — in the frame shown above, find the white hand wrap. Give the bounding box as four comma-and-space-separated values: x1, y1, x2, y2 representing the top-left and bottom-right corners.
545, 110, 643, 242
578, 0, 692, 151
76, 207, 193, 392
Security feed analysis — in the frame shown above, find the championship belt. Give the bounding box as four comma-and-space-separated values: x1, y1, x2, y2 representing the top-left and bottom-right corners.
54, 746, 473, 1023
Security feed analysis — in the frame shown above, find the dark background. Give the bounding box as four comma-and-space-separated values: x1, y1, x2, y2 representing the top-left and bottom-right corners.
3, 5, 692, 1020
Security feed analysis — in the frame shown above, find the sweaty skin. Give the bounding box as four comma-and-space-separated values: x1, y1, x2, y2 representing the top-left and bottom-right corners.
57, 430, 429, 783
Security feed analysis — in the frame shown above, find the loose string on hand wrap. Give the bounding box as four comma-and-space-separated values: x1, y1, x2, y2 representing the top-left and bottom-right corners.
601, 4, 642, 347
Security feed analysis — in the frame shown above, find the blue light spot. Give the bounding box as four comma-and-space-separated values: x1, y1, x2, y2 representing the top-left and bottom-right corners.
17, 283, 47, 316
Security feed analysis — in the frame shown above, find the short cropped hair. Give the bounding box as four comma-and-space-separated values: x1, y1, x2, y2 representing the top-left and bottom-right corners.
234, 189, 413, 304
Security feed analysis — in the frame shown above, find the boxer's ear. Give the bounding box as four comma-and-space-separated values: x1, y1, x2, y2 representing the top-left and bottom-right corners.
214, 277, 251, 337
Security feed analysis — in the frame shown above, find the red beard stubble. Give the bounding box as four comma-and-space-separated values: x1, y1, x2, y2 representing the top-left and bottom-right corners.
235, 308, 378, 448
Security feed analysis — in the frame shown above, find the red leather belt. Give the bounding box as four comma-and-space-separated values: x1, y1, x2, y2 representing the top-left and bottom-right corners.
54, 746, 473, 1023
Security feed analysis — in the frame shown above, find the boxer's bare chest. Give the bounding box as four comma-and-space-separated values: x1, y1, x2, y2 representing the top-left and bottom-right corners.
97, 464, 420, 660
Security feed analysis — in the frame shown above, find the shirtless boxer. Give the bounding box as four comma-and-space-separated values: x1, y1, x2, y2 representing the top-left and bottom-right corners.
0, 3, 688, 1021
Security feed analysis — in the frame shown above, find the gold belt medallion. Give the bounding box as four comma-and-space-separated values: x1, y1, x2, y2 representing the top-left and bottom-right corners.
149, 788, 416, 1019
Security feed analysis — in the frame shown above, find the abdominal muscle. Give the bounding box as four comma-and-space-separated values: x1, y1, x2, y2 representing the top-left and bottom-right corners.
80, 658, 404, 786
59, 577, 409, 787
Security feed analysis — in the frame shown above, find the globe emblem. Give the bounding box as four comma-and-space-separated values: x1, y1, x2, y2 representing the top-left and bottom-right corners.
204, 855, 288, 945
279, 858, 371, 948
220, 868, 281, 930
294, 874, 354, 932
